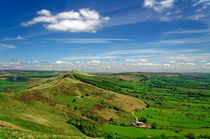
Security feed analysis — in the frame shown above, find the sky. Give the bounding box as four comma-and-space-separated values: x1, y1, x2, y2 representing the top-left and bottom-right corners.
0, 0, 210, 73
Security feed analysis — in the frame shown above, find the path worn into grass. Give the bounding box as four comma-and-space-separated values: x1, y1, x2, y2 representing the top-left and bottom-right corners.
0, 120, 27, 131
132, 111, 138, 122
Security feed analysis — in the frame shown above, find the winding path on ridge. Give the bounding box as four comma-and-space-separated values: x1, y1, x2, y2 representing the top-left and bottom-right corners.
132, 111, 138, 122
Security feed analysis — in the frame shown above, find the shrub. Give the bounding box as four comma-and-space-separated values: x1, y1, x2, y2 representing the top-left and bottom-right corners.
139, 116, 147, 123
109, 118, 114, 122
120, 123, 125, 126
151, 122, 157, 129
185, 133, 195, 139
161, 132, 166, 137
113, 106, 119, 111
87, 114, 98, 121
72, 99, 76, 103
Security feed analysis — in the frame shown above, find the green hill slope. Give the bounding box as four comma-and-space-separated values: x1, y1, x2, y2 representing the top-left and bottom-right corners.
0, 71, 146, 138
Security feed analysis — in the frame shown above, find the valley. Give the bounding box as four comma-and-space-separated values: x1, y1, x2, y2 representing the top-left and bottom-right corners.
0, 70, 209, 138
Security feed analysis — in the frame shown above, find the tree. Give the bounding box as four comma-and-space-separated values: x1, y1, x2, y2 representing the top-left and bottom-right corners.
151, 122, 157, 129
72, 99, 76, 103
109, 118, 114, 122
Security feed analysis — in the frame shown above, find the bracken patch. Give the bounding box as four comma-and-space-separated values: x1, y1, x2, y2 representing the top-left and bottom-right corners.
17, 92, 56, 106
94, 104, 106, 111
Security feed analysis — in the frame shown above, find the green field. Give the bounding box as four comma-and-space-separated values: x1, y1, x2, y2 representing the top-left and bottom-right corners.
0, 72, 57, 93
102, 124, 186, 138
0, 71, 209, 138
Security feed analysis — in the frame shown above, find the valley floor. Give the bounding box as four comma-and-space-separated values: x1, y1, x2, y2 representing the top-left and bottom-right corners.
0, 71, 209, 138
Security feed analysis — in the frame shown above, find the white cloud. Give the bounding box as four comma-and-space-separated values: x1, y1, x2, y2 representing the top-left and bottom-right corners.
149, 37, 210, 45
202, 63, 210, 65
22, 9, 110, 33
181, 63, 196, 66
0, 44, 16, 49
189, 14, 206, 20
37, 9, 52, 16
169, 60, 176, 64
193, 0, 210, 14
46, 38, 130, 44
193, 0, 210, 7
170, 56, 196, 62
132, 63, 161, 66
103, 49, 196, 56
200, 60, 207, 63
0, 58, 208, 73
3, 36, 23, 41
195, 8, 203, 13
143, 0, 175, 12
165, 29, 210, 34
125, 58, 148, 62
56, 61, 67, 64
65, 55, 116, 60
87, 60, 102, 65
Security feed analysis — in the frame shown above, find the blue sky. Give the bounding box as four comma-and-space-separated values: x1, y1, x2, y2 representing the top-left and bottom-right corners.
0, 0, 210, 72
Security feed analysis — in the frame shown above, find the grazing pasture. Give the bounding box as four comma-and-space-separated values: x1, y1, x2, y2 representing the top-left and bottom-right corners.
0, 71, 209, 138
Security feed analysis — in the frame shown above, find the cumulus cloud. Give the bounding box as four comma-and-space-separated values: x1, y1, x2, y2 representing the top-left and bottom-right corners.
143, 0, 175, 12
22, 9, 110, 33
37, 9, 52, 16
0, 44, 16, 49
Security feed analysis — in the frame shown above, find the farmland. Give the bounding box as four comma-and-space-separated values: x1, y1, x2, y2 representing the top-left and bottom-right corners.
0, 70, 209, 138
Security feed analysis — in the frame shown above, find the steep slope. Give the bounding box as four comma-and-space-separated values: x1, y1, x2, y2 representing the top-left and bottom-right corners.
0, 71, 146, 137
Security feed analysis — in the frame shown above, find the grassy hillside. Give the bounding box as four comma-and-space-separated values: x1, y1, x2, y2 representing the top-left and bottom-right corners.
73, 72, 210, 138
0, 71, 209, 138
0, 71, 146, 138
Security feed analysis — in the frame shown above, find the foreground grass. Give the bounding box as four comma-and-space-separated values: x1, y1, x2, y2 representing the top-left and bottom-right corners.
0, 123, 87, 139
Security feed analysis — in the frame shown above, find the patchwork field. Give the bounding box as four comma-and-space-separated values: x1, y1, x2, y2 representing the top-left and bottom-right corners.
0, 70, 209, 138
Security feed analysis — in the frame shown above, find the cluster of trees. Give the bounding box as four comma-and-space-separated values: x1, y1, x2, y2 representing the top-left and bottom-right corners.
67, 118, 103, 137
87, 114, 99, 121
